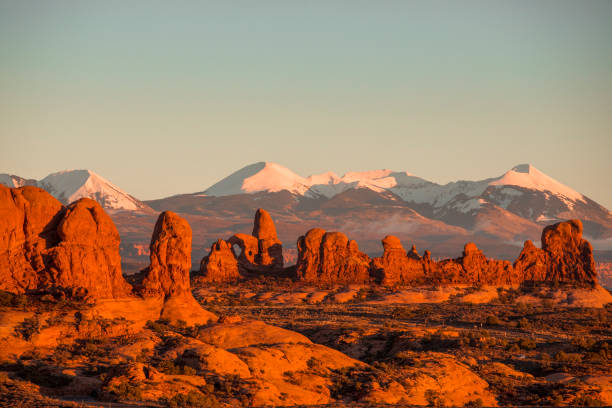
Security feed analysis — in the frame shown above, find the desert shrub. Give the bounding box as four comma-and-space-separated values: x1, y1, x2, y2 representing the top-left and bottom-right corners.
485, 315, 502, 326
167, 390, 221, 408
15, 316, 41, 340
573, 394, 606, 406
518, 317, 531, 329
0, 291, 27, 308
518, 338, 537, 350
16, 362, 72, 388
107, 382, 143, 400
554, 351, 581, 363
425, 389, 446, 407
156, 359, 196, 375
464, 398, 483, 407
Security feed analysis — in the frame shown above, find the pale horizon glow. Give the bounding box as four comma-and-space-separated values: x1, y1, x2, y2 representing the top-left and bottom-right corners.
0, 1, 611, 208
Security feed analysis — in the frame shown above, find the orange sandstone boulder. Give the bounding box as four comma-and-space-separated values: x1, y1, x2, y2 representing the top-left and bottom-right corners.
199, 239, 240, 282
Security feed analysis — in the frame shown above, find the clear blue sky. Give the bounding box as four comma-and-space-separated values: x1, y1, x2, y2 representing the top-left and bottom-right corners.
1, 1, 611, 208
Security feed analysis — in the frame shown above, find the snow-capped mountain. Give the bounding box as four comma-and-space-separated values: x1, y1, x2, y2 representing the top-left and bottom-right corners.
0, 174, 37, 188
0, 170, 149, 211
199, 162, 611, 237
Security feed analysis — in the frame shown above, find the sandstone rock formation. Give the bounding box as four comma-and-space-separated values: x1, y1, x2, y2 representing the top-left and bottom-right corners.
371, 236, 425, 285
139, 211, 216, 325
431, 242, 519, 286
296, 229, 371, 285
141, 211, 192, 296
227, 208, 283, 274
199, 239, 240, 282
514, 219, 597, 285
45, 198, 133, 298
0, 185, 131, 298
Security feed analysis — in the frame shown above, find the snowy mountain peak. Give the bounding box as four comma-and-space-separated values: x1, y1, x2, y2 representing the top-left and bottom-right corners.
490, 164, 585, 203
203, 162, 309, 196
38, 169, 148, 211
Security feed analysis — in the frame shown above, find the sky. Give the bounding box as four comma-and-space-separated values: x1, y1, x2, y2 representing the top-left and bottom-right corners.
0, 1, 611, 208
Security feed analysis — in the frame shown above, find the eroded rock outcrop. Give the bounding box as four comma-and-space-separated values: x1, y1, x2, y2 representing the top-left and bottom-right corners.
0, 185, 131, 298
45, 198, 133, 298
371, 236, 425, 286
140, 211, 216, 325
296, 229, 370, 285
514, 219, 597, 285
227, 208, 283, 274
199, 239, 240, 282
431, 242, 519, 286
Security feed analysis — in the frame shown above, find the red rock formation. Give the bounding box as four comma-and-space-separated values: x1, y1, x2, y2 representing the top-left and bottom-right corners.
227, 208, 283, 274
253, 208, 283, 269
514, 219, 597, 285
45, 198, 133, 298
296, 229, 370, 285
0, 185, 64, 293
199, 239, 240, 282
228, 233, 259, 268
140, 211, 217, 324
0, 185, 131, 298
141, 211, 192, 296
371, 236, 425, 286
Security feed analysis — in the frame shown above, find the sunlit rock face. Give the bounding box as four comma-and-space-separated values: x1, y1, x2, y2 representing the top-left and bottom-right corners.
296, 228, 371, 285
0, 185, 131, 298
227, 208, 284, 275
514, 219, 597, 285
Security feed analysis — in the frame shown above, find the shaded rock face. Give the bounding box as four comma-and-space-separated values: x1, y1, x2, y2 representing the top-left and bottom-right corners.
199, 239, 240, 282
296, 229, 370, 285
0, 185, 131, 298
514, 219, 597, 285
227, 208, 283, 274
141, 211, 192, 297
371, 236, 425, 286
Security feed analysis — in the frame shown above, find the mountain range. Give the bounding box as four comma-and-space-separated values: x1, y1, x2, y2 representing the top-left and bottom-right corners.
2, 163, 611, 272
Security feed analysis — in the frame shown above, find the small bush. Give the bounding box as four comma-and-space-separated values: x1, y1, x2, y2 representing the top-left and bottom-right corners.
485, 315, 502, 326
167, 390, 221, 408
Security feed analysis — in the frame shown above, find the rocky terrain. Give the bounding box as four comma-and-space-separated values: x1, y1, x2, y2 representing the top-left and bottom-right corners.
0, 184, 610, 407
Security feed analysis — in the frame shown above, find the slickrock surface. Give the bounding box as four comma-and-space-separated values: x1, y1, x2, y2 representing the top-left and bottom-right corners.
0, 185, 131, 298
296, 229, 371, 285
199, 239, 240, 282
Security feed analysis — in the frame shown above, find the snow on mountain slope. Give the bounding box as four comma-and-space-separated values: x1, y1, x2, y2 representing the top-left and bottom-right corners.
203, 162, 310, 196
38, 170, 148, 211
0, 174, 37, 188
489, 164, 585, 205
